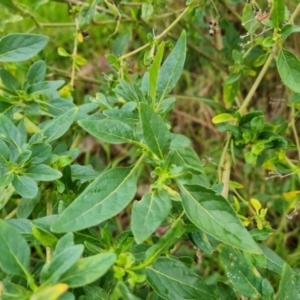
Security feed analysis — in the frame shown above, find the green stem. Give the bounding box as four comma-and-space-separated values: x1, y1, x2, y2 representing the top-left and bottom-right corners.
70, 18, 79, 88
4, 207, 17, 219
291, 105, 300, 166
70, 134, 82, 149
120, 5, 191, 60
238, 49, 275, 115
130, 211, 185, 271
12, 0, 40, 27
46, 191, 53, 263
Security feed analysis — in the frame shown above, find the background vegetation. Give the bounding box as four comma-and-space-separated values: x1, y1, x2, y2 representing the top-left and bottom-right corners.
1, 0, 300, 299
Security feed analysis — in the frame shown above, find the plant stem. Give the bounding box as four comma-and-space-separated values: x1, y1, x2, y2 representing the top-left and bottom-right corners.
120, 6, 191, 60
291, 105, 300, 166
70, 134, 82, 149
70, 18, 79, 88
4, 207, 17, 219
47, 66, 106, 85
46, 191, 53, 263
238, 49, 275, 115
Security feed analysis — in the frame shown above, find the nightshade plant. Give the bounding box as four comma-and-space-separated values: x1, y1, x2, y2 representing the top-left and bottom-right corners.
1, 0, 300, 299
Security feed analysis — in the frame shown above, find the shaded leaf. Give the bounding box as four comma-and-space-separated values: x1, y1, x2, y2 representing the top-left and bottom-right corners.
179, 184, 261, 253
277, 49, 300, 93
27, 60, 46, 84
52, 167, 137, 232
145, 257, 217, 300
0, 34, 48, 62
132, 189, 171, 244
157, 31, 186, 102
79, 118, 137, 144
220, 244, 263, 298
276, 263, 297, 299
12, 175, 38, 199
60, 253, 116, 287
0, 219, 30, 277
140, 103, 171, 159
41, 107, 78, 143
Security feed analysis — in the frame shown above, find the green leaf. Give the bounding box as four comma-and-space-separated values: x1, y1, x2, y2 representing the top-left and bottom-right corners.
179, 184, 261, 253
113, 80, 146, 103
276, 263, 297, 299
216, 281, 238, 300
41, 107, 78, 143
145, 257, 217, 300
281, 24, 300, 39
223, 81, 239, 108
0, 113, 22, 147
27, 80, 64, 95
141, 3, 154, 21
0, 0, 16, 10
29, 143, 52, 164
259, 244, 285, 274
79, 0, 96, 28
40, 245, 84, 284
225, 72, 241, 85
24, 164, 62, 181
32, 226, 58, 247
271, 0, 285, 29
0, 33, 49, 62
57, 47, 70, 57
0, 68, 19, 91
149, 42, 165, 103
0, 139, 9, 164
30, 284, 68, 300
167, 146, 203, 174
103, 103, 139, 125
254, 53, 268, 67
17, 194, 40, 219
212, 113, 235, 124
144, 221, 185, 264
60, 253, 116, 288
132, 189, 171, 244
70, 165, 99, 182
289, 93, 300, 104
0, 185, 15, 210
27, 60, 46, 84
53, 233, 74, 257
0, 173, 14, 189
78, 118, 137, 144
190, 231, 216, 255
140, 103, 171, 159
12, 175, 38, 199
277, 49, 300, 93
113, 33, 131, 56
156, 31, 186, 102
1, 280, 31, 300
0, 219, 30, 277
52, 167, 137, 233
220, 244, 263, 298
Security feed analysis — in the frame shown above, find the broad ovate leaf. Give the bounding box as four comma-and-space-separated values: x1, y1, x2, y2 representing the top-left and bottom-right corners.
277, 49, 300, 93
0, 220, 30, 277
145, 257, 218, 300
132, 189, 171, 244
0, 34, 49, 62
179, 184, 261, 253
52, 167, 137, 232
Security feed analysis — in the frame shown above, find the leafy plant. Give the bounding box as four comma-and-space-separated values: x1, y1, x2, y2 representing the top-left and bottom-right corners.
1, 0, 300, 299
